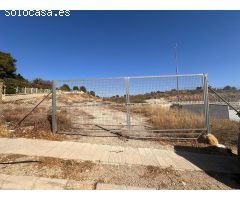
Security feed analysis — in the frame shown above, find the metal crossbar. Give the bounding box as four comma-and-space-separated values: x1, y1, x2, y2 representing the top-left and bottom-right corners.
54, 74, 204, 83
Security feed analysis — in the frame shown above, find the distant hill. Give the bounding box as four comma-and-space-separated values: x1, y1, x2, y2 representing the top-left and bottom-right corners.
106, 87, 240, 103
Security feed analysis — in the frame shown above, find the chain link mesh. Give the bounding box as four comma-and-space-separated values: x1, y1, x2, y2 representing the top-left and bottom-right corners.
54, 74, 206, 136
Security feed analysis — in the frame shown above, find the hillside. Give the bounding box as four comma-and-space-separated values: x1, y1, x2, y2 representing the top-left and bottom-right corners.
106, 89, 240, 103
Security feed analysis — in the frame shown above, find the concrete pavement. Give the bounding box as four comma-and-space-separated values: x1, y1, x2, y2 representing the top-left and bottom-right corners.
0, 174, 151, 189
0, 137, 239, 173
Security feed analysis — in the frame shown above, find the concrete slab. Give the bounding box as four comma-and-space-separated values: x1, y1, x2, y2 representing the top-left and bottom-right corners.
96, 183, 127, 190
96, 183, 156, 190
33, 177, 67, 189
124, 147, 142, 165
65, 180, 95, 190
0, 137, 239, 174
0, 173, 157, 190
97, 147, 110, 163
1, 174, 38, 189
0, 174, 10, 188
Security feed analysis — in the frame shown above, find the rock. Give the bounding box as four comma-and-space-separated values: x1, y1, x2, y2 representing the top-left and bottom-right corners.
206, 134, 219, 146
197, 133, 219, 146
181, 181, 186, 186
198, 133, 233, 154
216, 144, 226, 148
23, 126, 35, 132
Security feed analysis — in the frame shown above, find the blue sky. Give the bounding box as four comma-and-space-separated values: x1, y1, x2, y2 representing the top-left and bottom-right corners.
0, 10, 240, 87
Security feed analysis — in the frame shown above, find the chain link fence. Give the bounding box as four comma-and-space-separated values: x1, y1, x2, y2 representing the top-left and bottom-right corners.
52, 74, 210, 137
1, 75, 240, 152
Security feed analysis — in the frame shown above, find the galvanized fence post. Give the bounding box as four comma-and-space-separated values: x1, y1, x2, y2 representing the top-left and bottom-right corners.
0, 81, 3, 123
203, 74, 210, 134
238, 127, 240, 158
125, 77, 131, 133
3, 85, 6, 96
0, 81, 3, 104
52, 81, 57, 134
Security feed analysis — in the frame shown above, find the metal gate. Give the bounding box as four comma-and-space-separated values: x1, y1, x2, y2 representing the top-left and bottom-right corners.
51, 74, 210, 137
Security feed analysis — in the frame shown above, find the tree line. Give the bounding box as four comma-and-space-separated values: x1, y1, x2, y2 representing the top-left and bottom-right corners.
0, 51, 52, 94
59, 84, 96, 96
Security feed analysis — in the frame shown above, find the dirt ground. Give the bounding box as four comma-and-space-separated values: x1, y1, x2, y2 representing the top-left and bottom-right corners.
1, 93, 239, 189
0, 154, 239, 189
1, 92, 238, 154
1, 93, 238, 148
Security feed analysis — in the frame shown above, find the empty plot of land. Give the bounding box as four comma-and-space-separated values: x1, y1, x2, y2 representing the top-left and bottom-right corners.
62, 102, 150, 134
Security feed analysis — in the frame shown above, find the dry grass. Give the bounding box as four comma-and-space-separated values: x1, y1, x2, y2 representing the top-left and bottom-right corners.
211, 118, 239, 145
140, 165, 179, 179
0, 106, 72, 141
132, 105, 239, 146
37, 157, 95, 180
0, 124, 11, 137
58, 92, 98, 104
2, 106, 72, 131
1, 153, 239, 189
0, 154, 95, 181
132, 105, 205, 129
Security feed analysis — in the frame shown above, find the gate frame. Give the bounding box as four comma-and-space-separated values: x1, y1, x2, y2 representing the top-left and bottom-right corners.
203, 73, 210, 134
51, 73, 210, 135
52, 80, 57, 134
0, 81, 3, 104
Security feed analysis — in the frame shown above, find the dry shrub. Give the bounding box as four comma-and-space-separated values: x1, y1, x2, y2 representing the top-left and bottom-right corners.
58, 92, 97, 104
141, 166, 179, 179
57, 110, 73, 131
0, 125, 11, 137
132, 105, 239, 146
2, 106, 51, 130
37, 157, 95, 180
211, 118, 239, 145
2, 107, 27, 126
0, 106, 72, 140
133, 105, 205, 129
2, 106, 71, 131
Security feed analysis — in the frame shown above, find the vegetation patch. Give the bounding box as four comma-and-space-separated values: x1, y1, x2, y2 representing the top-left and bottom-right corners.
132, 105, 239, 146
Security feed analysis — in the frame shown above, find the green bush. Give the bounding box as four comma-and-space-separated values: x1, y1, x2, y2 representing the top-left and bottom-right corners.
89, 91, 95, 96
3, 78, 30, 94
80, 86, 87, 93
6, 86, 16, 94
60, 84, 71, 91
73, 86, 79, 91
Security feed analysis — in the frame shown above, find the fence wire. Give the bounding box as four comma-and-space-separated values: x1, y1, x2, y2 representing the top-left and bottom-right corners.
54, 74, 207, 136
0, 82, 52, 130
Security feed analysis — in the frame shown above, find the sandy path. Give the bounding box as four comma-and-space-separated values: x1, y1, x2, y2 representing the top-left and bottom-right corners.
59, 101, 151, 135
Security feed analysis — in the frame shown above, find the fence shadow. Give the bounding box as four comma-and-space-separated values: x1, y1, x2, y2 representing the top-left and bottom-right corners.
0, 160, 41, 165
174, 145, 240, 189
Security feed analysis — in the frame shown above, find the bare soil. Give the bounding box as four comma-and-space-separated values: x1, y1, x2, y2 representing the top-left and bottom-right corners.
0, 154, 239, 189
1, 92, 238, 154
